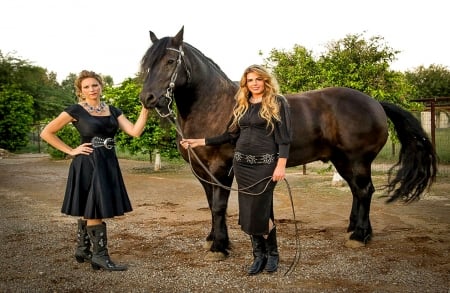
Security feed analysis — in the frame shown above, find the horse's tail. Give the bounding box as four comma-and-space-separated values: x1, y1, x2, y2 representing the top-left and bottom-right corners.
380, 101, 437, 203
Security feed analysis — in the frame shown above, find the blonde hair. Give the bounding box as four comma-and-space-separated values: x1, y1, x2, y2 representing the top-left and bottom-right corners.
74, 70, 104, 101
231, 64, 281, 131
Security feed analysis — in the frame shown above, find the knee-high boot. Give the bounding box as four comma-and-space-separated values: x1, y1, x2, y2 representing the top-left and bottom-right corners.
265, 226, 279, 272
75, 219, 92, 263
87, 222, 127, 271
248, 235, 267, 275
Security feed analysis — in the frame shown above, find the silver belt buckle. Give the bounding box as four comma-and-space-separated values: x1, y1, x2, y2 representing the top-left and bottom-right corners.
91, 137, 115, 149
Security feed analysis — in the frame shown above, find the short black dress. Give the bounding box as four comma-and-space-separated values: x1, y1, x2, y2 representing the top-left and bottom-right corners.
206, 96, 291, 235
61, 104, 132, 219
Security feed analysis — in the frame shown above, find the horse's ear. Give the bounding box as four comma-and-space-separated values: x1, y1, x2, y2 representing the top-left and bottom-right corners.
173, 26, 184, 45
149, 31, 158, 43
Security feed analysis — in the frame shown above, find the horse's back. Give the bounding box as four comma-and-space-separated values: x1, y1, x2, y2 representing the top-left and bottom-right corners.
286, 87, 388, 167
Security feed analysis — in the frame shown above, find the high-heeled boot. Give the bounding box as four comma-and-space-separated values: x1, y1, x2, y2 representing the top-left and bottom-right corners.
265, 226, 279, 272
248, 235, 267, 275
86, 222, 127, 271
74, 219, 92, 263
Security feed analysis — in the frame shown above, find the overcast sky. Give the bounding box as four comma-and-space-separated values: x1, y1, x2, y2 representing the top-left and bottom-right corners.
1, 0, 448, 84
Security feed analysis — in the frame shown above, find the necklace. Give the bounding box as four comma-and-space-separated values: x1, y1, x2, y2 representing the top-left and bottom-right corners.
82, 101, 106, 113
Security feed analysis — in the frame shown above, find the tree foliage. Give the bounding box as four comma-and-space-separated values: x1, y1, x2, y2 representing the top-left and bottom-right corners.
3, 34, 450, 157
405, 64, 450, 100
265, 45, 321, 93
0, 86, 34, 151
264, 33, 413, 107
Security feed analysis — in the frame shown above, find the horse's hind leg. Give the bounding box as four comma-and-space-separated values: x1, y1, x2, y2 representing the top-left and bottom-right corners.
333, 159, 374, 244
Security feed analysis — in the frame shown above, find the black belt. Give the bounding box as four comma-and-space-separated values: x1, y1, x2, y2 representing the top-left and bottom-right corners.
91, 137, 115, 149
234, 151, 276, 165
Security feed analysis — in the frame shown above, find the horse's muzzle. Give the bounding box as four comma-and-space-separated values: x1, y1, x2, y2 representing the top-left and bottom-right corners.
139, 92, 158, 109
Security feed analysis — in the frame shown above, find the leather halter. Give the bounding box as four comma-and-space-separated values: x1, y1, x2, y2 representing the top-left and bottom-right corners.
155, 45, 191, 118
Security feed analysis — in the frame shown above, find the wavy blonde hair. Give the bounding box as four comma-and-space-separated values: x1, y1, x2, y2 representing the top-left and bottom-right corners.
74, 70, 104, 102
231, 64, 281, 132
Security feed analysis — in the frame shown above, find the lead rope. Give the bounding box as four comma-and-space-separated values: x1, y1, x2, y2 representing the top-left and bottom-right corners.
159, 110, 300, 276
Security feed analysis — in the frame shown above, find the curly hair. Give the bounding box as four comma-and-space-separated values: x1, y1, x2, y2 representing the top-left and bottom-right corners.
231, 64, 281, 132
74, 70, 104, 101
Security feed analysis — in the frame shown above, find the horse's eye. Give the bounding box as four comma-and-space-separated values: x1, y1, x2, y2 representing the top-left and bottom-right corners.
167, 59, 175, 65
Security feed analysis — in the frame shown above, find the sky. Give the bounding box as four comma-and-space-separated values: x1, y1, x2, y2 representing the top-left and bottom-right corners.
1, 0, 448, 84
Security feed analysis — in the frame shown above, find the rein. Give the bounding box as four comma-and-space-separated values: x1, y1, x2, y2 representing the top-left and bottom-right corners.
154, 45, 300, 275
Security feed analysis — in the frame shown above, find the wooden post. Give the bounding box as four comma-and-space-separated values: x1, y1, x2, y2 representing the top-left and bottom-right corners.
430, 100, 436, 151
154, 150, 161, 171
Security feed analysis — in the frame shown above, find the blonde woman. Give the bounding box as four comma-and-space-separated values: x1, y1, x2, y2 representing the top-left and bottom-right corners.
41, 70, 148, 271
181, 64, 292, 275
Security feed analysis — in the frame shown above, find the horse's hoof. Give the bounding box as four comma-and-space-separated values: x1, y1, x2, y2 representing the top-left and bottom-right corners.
345, 239, 365, 248
203, 240, 213, 250
204, 251, 227, 261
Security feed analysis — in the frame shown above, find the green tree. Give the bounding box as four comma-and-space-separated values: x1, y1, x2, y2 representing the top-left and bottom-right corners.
264, 33, 411, 106
0, 51, 73, 122
265, 45, 321, 93
405, 64, 450, 100
0, 86, 34, 151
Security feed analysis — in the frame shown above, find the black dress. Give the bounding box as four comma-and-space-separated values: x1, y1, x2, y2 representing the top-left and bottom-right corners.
61, 104, 132, 219
206, 96, 291, 235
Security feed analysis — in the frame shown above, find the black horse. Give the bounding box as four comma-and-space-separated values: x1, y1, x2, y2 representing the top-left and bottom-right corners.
139, 27, 437, 260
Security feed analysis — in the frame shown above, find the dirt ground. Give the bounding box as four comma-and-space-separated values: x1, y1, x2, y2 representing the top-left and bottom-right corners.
0, 153, 449, 292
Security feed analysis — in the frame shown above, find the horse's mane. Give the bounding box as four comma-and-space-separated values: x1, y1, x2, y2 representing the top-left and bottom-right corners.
139, 37, 231, 82
139, 37, 171, 79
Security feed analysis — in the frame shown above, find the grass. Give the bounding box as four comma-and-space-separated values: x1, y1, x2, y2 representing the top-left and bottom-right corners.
375, 128, 450, 164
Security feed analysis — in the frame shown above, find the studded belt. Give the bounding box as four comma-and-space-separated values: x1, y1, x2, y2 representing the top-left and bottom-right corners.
91, 137, 115, 149
234, 151, 277, 165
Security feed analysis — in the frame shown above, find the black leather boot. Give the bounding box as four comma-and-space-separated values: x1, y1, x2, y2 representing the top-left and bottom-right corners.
265, 226, 279, 273
248, 235, 267, 275
75, 219, 92, 263
87, 222, 127, 271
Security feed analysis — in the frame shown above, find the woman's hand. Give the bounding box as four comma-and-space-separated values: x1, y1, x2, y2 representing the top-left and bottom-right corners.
180, 138, 206, 149
272, 158, 287, 182
70, 143, 93, 156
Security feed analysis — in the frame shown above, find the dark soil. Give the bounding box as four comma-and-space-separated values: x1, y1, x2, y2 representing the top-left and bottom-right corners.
1, 154, 449, 292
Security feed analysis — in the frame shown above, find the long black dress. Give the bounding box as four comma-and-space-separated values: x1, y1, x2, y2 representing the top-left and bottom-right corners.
61, 104, 132, 219
206, 96, 291, 235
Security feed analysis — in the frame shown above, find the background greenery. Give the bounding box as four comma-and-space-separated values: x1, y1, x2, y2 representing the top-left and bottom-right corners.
1, 32, 449, 165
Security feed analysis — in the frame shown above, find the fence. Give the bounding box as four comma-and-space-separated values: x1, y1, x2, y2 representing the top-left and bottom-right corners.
413, 98, 450, 176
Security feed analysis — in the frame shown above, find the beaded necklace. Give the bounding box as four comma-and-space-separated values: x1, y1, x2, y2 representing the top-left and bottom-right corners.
82, 101, 107, 113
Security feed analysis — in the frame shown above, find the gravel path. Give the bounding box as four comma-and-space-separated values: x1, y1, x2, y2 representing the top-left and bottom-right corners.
0, 154, 449, 292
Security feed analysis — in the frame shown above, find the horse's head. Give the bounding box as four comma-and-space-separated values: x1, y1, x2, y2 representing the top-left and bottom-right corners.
139, 26, 191, 117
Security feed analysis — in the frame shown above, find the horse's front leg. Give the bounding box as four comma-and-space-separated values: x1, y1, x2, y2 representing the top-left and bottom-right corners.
205, 185, 231, 261
200, 181, 215, 246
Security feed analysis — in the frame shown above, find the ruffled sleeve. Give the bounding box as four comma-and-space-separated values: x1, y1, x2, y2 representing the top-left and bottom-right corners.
274, 95, 292, 158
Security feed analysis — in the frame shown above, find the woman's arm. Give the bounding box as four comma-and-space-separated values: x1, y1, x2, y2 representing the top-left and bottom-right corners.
40, 112, 92, 156
180, 138, 206, 149
117, 106, 149, 137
